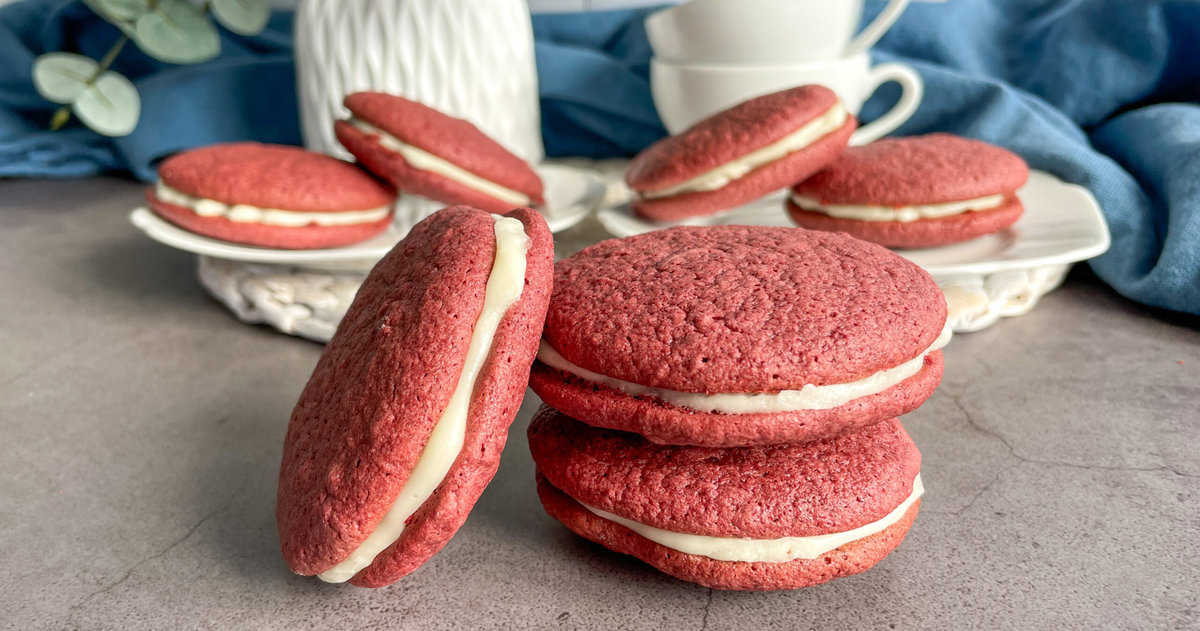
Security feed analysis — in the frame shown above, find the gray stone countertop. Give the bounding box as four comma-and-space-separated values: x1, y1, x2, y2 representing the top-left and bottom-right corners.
2, 177, 1197, 630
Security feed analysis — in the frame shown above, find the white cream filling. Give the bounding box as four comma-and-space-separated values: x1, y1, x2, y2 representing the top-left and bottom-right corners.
580, 474, 923, 563
347, 118, 531, 207
640, 104, 848, 199
791, 192, 1006, 222
317, 215, 529, 583
154, 182, 390, 227
537, 322, 951, 415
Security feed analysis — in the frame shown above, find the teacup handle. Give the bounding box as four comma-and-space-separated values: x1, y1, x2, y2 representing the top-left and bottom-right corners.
845, 0, 911, 57
850, 62, 923, 146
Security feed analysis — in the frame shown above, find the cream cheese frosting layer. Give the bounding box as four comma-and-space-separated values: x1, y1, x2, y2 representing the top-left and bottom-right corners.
791, 192, 1006, 222
537, 322, 951, 415
581, 474, 923, 563
154, 182, 390, 227
347, 118, 531, 207
641, 104, 848, 199
317, 215, 529, 583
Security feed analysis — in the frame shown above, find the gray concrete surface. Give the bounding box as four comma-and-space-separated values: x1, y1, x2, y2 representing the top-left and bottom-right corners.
1, 177, 1197, 630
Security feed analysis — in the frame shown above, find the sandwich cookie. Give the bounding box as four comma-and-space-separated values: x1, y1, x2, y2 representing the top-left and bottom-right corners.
335, 92, 544, 214
625, 85, 856, 222
276, 205, 553, 587
529, 225, 948, 448
147, 142, 396, 249
788, 133, 1030, 248
529, 408, 924, 591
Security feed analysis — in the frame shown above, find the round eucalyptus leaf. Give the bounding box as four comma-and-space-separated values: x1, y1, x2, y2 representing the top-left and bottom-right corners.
211, 0, 270, 36
72, 70, 141, 137
133, 0, 220, 64
32, 53, 99, 104
84, 0, 151, 22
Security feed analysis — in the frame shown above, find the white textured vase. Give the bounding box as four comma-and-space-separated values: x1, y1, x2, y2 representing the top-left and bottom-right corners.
294, 0, 544, 231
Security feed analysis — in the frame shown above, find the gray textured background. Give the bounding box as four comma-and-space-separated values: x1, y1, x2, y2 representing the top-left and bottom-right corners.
1, 177, 1197, 630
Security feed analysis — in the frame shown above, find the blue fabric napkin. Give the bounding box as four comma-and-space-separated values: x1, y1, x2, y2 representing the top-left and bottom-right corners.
1, 0, 1197, 316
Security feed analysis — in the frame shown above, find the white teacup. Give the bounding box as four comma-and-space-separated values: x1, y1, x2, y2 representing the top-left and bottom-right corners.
651, 53, 923, 145
645, 0, 911, 64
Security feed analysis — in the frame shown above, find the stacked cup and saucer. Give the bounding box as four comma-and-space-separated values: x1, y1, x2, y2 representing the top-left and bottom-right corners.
646, 0, 922, 144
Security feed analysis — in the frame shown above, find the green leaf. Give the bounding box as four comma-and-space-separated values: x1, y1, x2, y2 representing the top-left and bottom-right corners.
32, 53, 99, 104
211, 0, 270, 36
132, 0, 220, 64
72, 70, 141, 137
83, 0, 151, 22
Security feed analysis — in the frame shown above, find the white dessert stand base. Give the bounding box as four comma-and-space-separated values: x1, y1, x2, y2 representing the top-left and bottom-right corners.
197, 257, 361, 343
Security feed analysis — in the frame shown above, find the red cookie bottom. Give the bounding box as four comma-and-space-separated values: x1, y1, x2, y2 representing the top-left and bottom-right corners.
147, 191, 392, 250
786, 197, 1024, 249
528, 351, 943, 448
537, 474, 920, 591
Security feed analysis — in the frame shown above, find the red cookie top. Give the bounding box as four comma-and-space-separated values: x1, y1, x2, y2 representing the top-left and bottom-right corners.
344, 92, 544, 202
529, 407, 921, 539
626, 85, 842, 192
157, 142, 395, 211
544, 225, 946, 392
793, 133, 1029, 205
277, 205, 553, 578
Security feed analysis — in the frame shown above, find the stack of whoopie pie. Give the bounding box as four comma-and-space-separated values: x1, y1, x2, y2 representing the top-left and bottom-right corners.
528, 225, 949, 591
262, 85, 1035, 594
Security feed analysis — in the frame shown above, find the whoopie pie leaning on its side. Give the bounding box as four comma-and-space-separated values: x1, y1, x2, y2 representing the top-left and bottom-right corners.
626, 85, 856, 222
335, 92, 545, 213
276, 205, 553, 587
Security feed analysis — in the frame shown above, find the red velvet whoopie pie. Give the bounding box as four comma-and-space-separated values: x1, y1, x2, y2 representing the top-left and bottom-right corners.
277, 205, 553, 587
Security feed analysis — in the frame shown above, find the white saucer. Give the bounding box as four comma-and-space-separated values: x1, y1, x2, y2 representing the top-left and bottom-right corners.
597, 170, 1111, 331
130, 164, 601, 271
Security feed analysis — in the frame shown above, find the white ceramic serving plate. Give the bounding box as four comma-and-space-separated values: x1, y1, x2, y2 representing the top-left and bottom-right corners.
598, 170, 1111, 332
130, 164, 601, 271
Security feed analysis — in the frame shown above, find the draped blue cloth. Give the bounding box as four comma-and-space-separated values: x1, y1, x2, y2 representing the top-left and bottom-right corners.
1, 0, 1198, 315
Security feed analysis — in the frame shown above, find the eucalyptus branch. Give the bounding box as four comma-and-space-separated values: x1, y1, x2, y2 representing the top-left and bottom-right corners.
93, 34, 130, 80
39, 0, 268, 136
